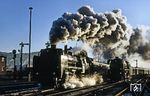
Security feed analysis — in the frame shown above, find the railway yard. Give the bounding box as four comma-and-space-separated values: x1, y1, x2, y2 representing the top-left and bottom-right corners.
0, 76, 150, 96
0, 45, 150, 96
1, 46, 150, 96
1, 1, 150, 96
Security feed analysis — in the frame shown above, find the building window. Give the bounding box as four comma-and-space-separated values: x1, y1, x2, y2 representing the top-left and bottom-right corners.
1, 57, 5, 62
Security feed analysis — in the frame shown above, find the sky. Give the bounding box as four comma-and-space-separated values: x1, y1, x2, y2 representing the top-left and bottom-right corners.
0, 0, 150, 53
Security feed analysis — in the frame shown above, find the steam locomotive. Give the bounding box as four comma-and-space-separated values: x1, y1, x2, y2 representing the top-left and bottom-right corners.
32, 45, 94, 88
108, 57, 130, 82
108, 57, 150, 82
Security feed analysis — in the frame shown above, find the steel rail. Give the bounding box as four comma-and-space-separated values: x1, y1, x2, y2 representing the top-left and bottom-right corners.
0, 82, 39, 94
115, 87, 128, 96
45, 81, 124, 96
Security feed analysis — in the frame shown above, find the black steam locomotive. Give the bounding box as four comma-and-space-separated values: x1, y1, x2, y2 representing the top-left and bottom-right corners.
32, 45, 94, 88
108, 57, 150, 82
108, 57, 130, 82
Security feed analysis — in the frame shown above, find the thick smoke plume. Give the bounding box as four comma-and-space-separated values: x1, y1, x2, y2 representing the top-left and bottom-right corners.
50, 5, 128, 46
93, 26, 150, 63
128, 26, 150, 60
50, 5, 150, 67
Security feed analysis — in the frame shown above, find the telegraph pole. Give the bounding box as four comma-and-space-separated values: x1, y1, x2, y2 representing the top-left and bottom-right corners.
28, 7, 33, 81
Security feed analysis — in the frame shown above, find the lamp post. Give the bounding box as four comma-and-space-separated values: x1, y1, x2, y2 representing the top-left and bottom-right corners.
28, 7, 33, 82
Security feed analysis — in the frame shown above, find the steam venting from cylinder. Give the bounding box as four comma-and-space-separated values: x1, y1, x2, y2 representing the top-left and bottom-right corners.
63, 74, 103, 89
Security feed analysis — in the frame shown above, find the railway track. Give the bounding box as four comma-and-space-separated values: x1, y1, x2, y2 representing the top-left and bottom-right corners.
9, 88, 56, 96
3, 87, 39, 96
3, 81, 123, 96
115, 78, 150, 96
0, 82, 133, 96
25, 81, 125, 96
93, 81, 128, 96
103, 79, 144, 96
1, 78, 149, 96
0, 81, 40, 95
1, 86, 56, 96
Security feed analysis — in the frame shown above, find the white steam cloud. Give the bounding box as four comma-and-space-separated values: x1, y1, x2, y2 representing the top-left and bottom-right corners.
63, 74, 103, 89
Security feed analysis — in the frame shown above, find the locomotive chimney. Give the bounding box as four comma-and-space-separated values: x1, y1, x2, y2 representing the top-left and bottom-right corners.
64, 45, 67, 54
51, 44, 56, 49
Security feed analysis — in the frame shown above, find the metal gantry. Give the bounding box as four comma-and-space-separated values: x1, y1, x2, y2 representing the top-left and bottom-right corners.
19, 42, 29, 79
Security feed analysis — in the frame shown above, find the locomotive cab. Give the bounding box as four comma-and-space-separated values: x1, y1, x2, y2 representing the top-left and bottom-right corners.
109, 57, 125, 82
33, 45, 63, 88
